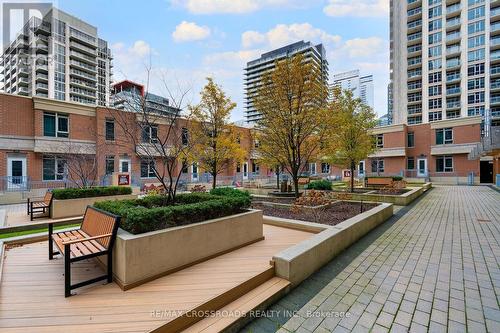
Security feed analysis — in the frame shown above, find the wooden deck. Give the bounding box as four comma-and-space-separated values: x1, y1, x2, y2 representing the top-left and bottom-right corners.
0, 224, 312, 333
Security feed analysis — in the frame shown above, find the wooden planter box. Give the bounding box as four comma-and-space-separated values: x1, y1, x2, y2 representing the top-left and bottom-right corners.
109, 209, 264, 290
50, 194, 138, 219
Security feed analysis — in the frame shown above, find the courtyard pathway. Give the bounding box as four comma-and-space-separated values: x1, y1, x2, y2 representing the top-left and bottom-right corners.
242, 186, 500, 333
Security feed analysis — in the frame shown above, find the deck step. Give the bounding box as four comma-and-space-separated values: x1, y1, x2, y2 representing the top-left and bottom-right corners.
181, 277, 290, 333
150, 267, 277, 333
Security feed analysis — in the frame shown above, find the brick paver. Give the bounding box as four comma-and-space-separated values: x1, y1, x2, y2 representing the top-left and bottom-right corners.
242, 186, 500, 332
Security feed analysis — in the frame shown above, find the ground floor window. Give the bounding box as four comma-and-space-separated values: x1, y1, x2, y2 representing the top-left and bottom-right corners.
371, 159, 384, 173
407, 157, 415, 170
43, 156, 67, 181
321, 163, 330, 174
140, 159, 156, 178
236, 162, 241, 173
252, 162, 260, 174
105, 156, 115, 175
436, 156, 453, 172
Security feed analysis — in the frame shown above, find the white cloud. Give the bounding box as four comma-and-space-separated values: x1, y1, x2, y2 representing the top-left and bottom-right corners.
171, 0, 312, 15
241, 23, 342, 49
339, 37, 386, 58
324, 0, 389, 18
172, 21, 211, 42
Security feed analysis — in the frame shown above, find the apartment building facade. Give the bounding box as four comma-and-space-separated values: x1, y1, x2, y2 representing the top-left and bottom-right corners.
244, 41, 329, 123
332, 70, 375, 109
1, 7, 112, 106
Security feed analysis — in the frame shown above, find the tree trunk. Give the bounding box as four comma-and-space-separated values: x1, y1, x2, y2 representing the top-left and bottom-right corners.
293, 176, 300, 198
276, 171, 280, 189
350, 160, 355, 193
212, 173, 217, 189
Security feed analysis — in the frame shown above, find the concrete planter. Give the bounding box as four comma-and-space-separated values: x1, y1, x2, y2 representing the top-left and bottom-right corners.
51, 194, 138, 219
336, 184, 431, 206
110, 209, 263, 290
271, 203, 393, 286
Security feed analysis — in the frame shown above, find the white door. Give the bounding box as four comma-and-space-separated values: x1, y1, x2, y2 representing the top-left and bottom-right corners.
191, 163, 198, 182
119, 159, 131, 173
243, 162, 249, 180
7, 156, 27, 189
358, 161, 365, 177
417, 158, 427, 177
309, 163, 317, 176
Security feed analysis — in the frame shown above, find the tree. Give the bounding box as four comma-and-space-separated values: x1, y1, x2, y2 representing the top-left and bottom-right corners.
189, 78, 246, 189
107, 69, 194, 203
325, 87, 378, 193
254, 54, 329, 198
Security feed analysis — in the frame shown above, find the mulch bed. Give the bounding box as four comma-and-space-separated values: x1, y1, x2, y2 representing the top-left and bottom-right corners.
252, 201, 378, 226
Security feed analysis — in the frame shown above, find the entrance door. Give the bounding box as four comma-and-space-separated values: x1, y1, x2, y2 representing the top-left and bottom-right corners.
7, 156, 27, 190
191, 163, 198, 182
309, 163, 316, 176
119, 159, 131, 173
417, 158, 427, 177
243, 162, 248, 180
358, 161, 365, 177
480, 161, 494, 183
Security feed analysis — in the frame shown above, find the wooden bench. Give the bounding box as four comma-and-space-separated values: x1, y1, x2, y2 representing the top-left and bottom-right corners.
48, 206, 120, 297
27, 191, 53, 221
366, 177, 394, 188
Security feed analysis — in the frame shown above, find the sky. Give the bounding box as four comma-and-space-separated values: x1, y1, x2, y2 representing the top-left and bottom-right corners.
6, 0, 390, 121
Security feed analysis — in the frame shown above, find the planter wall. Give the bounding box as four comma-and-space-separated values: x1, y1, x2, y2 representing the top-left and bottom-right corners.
343, 184, 431, 206
109, 209, 263, 289
51, 194, 138, 219
272, 203, 393, 286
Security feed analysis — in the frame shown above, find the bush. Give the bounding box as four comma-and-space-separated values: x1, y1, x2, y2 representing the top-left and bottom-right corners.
209, 187, 250, 198
365, 176, 403, 181
93, 192, 251, 235
306, 180, 332, 191
52, 186, 132, 200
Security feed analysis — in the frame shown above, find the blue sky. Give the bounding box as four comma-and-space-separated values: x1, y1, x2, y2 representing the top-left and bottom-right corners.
55, 0, 389, 120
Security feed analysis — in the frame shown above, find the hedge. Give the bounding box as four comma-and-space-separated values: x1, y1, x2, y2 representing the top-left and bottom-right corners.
365, 176, 403, 181
306, 180, 332, 191
52, 186, 132, 200
209, 187, 250, 198
93, 192, 251, 235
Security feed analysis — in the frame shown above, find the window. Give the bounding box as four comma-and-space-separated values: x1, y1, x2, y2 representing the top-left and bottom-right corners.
181, 127, 189, 146
408, 115, 422, 124
43, 113, 68, 138
468, 35, 485, 48
468, 106, 485, 116
236, 163, 241, 173
407, 157, 415, 170
429, 32, 442, 44
428, 59, 442, 70
142, 125, 158, 143
436, 156, 453, 172
371, 159, 384, 173
428, 6, 442, 19
468, 20, 485, 34
429, 72, 442, 83
407, 132, 415, 148
42, 156, 66, 181
105, 119, 115, 141
321, 163, 330, 174
468, 49, 485, 62
252, 162, 260, 173
436, 128, 453, 145
105, 156, 114, 175
429, 19, 442, 32
468, 78, 485, 90
429, 85, 442, 96
468, 63, 484, 76
429, 98, 442, 109
429, 111, 443, 122
140, 159, 155, 178
468, 91, 485, 104
254, 139, 260, 148
182, 161, 188, 174
468, 6, 485, 20
375, 134, 383, 148
429, 45, 442, 57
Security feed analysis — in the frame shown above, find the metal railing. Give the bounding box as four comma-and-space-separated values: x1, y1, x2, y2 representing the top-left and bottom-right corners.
0, 177, 71, 192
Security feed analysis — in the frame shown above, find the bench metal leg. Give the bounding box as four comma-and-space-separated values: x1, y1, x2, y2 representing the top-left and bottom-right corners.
107, 251, 113, 283
64, 244, 71, 297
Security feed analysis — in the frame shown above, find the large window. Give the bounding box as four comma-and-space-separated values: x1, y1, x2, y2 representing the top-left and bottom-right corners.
468, 92, 485, 104
468, 63, 484, 76
42, 156, 66, 181
140, 159, 156, 178
105, 119, 115, 141
375, 134, 383, 148
429, 111, 443, 122
436, 128, 453, 145
468, 6, 485, 20
436, 156, 453, 172
371, 159, 384, 173
321, 163, 330, 174
407, 157, 415, 170
407, 132, 415, 148
105, 156, 115, 175
181, 127, 189, 146
43, 113, 68, 138
141, 125, 158, 143
468, 20, 485, 34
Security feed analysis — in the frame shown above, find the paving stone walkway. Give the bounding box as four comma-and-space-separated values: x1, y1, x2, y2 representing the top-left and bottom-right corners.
242, 186, 500, 333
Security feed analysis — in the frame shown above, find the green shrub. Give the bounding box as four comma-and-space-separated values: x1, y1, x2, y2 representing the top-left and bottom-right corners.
93, 192, 251, 235
209, 187, 250, 198
52, 186, 132, 200
365, 176, 403, 181
306, 180, 332, 191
